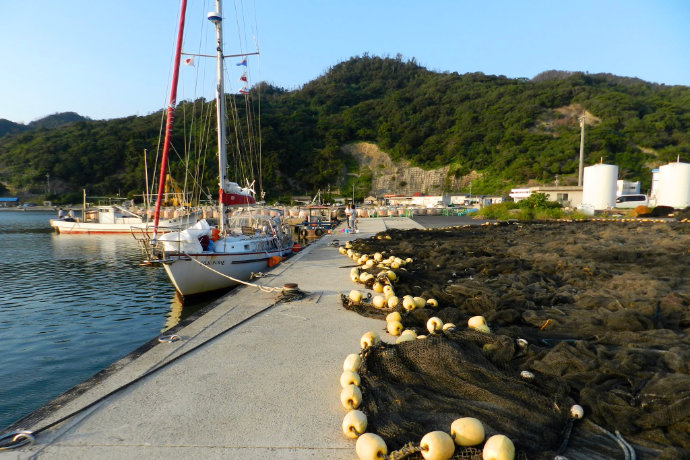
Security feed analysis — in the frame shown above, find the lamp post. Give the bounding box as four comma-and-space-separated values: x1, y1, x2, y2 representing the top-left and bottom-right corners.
346, 172, 360, 204
578, 113, 586, 186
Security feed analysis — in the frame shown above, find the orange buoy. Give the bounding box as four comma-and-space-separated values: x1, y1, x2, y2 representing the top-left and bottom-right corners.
211, 228, 221, 241
292, 243, 302, 253
267, 256, 282, 267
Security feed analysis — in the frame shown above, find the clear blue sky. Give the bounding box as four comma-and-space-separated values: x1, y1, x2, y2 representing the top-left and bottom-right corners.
1, 0, 688, 124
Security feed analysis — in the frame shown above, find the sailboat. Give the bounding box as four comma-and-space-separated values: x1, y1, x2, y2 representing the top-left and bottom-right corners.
136, 0, 293, 296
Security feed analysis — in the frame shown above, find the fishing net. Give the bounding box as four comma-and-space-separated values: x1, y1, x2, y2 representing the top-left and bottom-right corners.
341, 221, 690, 459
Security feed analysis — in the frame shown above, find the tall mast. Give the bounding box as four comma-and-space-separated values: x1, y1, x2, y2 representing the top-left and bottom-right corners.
152, 0, 188, 241
208, 1, 227, 233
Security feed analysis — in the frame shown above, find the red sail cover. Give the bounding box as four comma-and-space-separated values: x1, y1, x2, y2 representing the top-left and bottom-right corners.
219, 188, 255, 205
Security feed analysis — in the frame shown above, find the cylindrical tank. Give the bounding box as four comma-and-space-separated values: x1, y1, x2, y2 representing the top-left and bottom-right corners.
582, 164, 618, 210
656, 162, 690, 208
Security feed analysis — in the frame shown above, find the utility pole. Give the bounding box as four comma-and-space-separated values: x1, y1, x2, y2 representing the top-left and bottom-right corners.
578, 113, 586, 186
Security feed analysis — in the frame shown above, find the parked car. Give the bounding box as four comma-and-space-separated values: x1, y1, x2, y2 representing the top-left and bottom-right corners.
615, 194, 649, 209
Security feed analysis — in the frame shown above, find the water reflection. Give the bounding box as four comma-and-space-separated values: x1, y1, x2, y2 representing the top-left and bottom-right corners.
163, 292, 184, 332
0, 212, 218, 429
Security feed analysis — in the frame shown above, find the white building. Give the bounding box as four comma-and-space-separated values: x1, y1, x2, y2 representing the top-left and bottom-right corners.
616, 180, 641, 197
509, 186, 583, 208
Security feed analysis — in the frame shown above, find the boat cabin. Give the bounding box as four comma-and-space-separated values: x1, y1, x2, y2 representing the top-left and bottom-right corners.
85, 206, 145, 224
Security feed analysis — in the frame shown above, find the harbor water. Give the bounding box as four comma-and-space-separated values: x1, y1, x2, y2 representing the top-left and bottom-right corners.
0, 211, 213, 429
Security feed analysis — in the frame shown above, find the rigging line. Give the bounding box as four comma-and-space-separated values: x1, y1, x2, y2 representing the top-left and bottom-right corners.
254, 33, 263, 197
150, 0, 184, 205
232, 0, 247, 56
243, 95, 256, 184
182, 10, 212, 209
179, 0, 211, 208
233, 95, 252, 183
199, 102, 215, 202
226, 85, 248, 184
150, 107, 168, 202
250, 0, 259, 56
188, 97, 208, 207
171, 135, 211, 209
230, 89, 251, 185
241, 90, 258, 184
170, 99, 210, 203
180, 98, 191, 204
182, 99, 203, 206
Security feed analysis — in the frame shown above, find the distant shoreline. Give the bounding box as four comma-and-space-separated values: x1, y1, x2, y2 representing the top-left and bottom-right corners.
0, 206, 58, 212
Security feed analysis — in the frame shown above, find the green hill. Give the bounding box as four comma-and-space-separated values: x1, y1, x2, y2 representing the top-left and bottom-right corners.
0, 119, 26, 138
0, 112, 90, 139
0, 56, 688, 202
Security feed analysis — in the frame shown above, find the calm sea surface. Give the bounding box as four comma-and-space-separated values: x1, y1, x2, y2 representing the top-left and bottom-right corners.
0, 211, 212, 429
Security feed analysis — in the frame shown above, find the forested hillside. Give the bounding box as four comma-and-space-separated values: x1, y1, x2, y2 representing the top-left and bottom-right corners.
0, 112, 89, 138
1, 56, 688, 202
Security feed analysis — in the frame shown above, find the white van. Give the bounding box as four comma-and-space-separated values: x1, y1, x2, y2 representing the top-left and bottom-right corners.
615, 194, 649, 209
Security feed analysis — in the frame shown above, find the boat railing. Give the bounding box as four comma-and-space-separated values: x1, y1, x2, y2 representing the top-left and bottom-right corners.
130, 225, 184, 263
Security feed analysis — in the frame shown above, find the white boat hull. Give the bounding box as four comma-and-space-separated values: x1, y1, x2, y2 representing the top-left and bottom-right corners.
162, 248, 287, 295
50, 214, 199, 235
50, 219, 162, 235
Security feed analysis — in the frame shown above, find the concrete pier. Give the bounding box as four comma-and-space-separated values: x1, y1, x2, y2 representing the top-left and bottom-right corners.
2, 217, 449, 459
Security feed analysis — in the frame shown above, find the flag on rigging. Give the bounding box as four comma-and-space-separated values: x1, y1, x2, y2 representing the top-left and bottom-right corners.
183, 57, 194, 66
238, 87, 249, 95
236, 58, 247, 66
239, 73, 247, 82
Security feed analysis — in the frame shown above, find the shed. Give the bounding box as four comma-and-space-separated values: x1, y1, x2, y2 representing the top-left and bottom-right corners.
0, 197, 18, 207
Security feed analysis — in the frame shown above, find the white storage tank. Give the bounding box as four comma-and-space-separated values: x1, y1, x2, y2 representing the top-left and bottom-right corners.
582, 164, 618, 210
656, 161, 690, 209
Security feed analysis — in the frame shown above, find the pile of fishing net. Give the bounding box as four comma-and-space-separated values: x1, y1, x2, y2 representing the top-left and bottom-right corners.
342, 221, 690, 459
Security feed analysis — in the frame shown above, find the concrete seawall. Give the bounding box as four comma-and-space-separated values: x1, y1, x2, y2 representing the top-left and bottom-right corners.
2, 217, 448, 459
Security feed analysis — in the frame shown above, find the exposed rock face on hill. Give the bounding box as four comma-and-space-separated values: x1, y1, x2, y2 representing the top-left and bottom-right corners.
342, 142, 480, 196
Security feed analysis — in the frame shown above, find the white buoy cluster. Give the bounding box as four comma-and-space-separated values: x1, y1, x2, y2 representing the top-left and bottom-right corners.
337, 240, 584, 459
339, 243, 443, 314
341, 367, 518, 460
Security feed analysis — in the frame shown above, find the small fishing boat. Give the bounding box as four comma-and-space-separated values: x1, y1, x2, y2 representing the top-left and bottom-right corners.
49, 204, 197, 235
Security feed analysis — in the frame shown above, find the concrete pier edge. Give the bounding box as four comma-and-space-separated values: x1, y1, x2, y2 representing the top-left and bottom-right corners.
2, 216, 436, 459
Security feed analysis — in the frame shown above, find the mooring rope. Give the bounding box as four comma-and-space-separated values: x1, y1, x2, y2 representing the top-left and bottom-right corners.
184, 252, 282, 293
